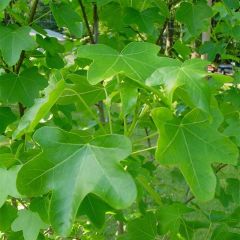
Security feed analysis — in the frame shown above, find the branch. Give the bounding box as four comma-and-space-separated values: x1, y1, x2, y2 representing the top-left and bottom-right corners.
127, 26, 146, 41
15, 0, 39, 74
14, 0, 39, 118
93, 3, 99, 44
155, 0, 180, 46
78, 0, 95, 44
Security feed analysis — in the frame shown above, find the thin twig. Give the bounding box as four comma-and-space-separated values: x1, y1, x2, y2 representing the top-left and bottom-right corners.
78, 0, 95, 43
92, 2, 106, 124
131, 146, 157, 155
92, 3, 99, 44
15, 0, 39, 74
127, 26, 145, 41
155, 0, 180, 47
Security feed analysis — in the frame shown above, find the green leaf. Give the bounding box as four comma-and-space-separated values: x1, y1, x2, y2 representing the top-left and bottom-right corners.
123, 212, 158, 240
0, 151, 17, 168
123, 7, 165, 34
173, 40, 191, 60
30, 197, 50, 224
0, 25, 36, 66
226, 178, 240, 203
151, 108, 238, 201
85, 0, 114, 6
211, 225, 240, 240
36, 35, 64, 56
58, 74, 105, 109
0, 0, 11, 11
78, 194, 112, 228
46, 52, 65, 69
17, 127, 136, 235
0, 204, 17, 232
199, 42, 226, 61
223, 0, 240, 9
11, 210, 48, 240
157, 203, 191, 237
0, 107, 16, 133
13, 77, 65, 139
120, 80, 138, 116
0, 166, 21, 207
77, 42, 174, 84
146, 59, 210, 112
51, 2, 83, 38
224, 116, 240, 147
176, 2, 212, 36
0, 67, 47, 107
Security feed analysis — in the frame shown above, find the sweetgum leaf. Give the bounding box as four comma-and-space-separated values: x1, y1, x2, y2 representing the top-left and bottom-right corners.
0, 67, 47, 107
78, 194, 112, 228
146, 59, 210, 112
176, 2, 212, 36
0, 204, 17, 232
11, 210, 48, 240
0, 166, 21, 207
51, 2, 83, 38
0, 25, 36, 66
123, 212, 158, 240
0, 0, 11, 11
157, 203, 191, 237
0, 107, 16, 133
151, 108, 238, 201
77, 42, 174, 84
17, 127, 136, 236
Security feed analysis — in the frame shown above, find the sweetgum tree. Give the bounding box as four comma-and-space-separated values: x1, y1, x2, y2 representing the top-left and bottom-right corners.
0, 0, 240, 239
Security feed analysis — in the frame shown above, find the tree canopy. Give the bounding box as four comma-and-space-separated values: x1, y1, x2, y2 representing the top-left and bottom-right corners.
0, 0, 240, 239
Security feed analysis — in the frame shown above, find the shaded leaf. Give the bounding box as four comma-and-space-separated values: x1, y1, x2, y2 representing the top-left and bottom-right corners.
0, 107, 16, 133
0, 25, 36, 66
0, 67, 47, 107
0, 204, 17, 232
51, 2, 83, 38
176, 2, 212, 36
123, 212, 158, 240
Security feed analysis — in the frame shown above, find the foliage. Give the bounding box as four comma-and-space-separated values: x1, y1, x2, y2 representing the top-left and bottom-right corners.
0, 0, 240, 239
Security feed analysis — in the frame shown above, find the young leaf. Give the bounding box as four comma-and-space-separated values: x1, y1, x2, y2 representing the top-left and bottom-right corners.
0, 25, 36, 66
77, 42, 174, 84
11, 210, 48, 240
17, 127, 136, 236
13, 79, 65, 139
0, 67, 47, 107
146, 59, 210, 112
151, 108, 238, 201
0, 166, 21, 207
